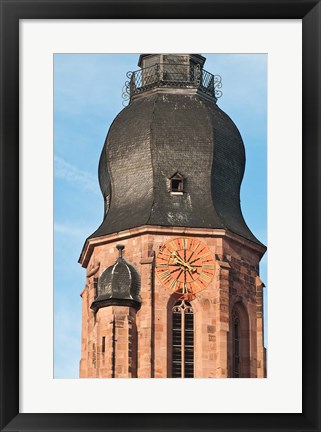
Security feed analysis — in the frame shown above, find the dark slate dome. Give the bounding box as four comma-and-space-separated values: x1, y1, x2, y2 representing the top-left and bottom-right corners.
91, 245, 141, 312
89, 54, 262, 246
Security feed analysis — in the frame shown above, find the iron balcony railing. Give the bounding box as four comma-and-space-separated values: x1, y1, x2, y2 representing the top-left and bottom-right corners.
122, 63, 222, 104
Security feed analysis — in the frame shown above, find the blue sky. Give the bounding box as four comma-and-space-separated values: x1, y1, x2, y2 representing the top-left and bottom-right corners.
54, 54, 267, 378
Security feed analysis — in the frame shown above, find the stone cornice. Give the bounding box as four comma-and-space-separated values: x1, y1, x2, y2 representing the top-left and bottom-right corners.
90, 297, 141, 313
79, 225, 266, 268
131, 87, 217, 105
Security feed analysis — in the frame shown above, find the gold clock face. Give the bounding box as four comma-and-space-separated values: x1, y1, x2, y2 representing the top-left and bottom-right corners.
155, 238, 215, 299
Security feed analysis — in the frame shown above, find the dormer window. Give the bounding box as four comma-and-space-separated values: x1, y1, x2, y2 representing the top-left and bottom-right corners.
170, 172, 184, 195
171, 179, 183, 192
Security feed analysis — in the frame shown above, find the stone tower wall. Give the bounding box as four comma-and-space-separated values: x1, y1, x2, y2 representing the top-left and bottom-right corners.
79, 226, 265, 378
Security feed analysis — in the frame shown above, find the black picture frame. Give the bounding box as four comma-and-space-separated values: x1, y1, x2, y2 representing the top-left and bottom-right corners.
0, 1, 320, 431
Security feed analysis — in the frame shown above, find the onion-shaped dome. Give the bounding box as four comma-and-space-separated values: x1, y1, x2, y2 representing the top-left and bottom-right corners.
87, 54, 263, 247
91, 245, 141, 312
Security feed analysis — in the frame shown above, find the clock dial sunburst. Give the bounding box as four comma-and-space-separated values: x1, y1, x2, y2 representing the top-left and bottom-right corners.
155, 238, 215, 299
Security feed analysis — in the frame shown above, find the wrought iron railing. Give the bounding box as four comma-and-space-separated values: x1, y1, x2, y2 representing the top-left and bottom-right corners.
122, 63, 222, 104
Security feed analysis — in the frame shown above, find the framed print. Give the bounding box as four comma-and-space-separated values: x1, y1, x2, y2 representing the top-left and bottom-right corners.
0, 1, 320, 431
54, 51, 268, 384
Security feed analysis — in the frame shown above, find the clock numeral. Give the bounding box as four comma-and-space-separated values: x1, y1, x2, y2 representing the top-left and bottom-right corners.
199, 272, 212, 283
157, 257, 168, 263
169, 279, 178, 290
156, 263, 168, 268
159, 251, 171, 257
159, 270, 171, 281
170, 240, 177, 252
192, 281, 202, 292
193, 241, 200, 252
202, 264, 215, 269
198, 252, 211, 260
182, 238, 188, 250
203, 270, 214, 276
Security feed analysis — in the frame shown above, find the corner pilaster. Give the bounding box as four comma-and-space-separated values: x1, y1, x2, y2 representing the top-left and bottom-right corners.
138, 254, 155, 377
215, 259, 231, 377
256, 276, 266, 377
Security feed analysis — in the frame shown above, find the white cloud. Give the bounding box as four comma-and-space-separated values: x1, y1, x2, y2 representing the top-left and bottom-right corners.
54, 155, 99, 194
54, 222, 89, 238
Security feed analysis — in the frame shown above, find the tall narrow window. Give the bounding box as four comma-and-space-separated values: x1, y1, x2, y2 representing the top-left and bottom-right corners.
93, 277, 98, 298
172, 300, 194, 378
233, 317, 240, 378
231, 302, 250, 378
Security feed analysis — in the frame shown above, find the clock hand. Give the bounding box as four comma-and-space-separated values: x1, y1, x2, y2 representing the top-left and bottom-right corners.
177, 259, 195, 271
173, 257, 197, 273
171, 252, 186, 266
187, 269, 195, 280
172, 252, 196, 271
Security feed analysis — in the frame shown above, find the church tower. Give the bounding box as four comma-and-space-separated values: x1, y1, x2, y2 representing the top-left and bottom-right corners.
79, 54, 266, 378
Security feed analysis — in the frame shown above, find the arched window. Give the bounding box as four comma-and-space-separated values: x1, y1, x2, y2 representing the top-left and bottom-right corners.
231, 302, 250, 378
172, 300, 194, 378
233, 315, 240, 378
